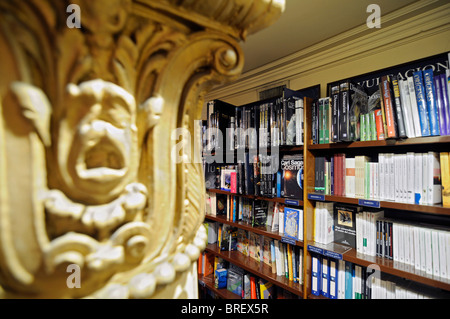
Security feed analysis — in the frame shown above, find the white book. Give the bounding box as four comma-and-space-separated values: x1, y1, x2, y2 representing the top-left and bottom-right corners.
422, 154, 429, 204
403, 154, 408, 203
394, 154, 401, 202
298, 209, 304, 241
409, 225, 415, 267
278, 210, 285, 235
413, 226, 421, 270
427, 152, 442, 204
407, 76, 423, 137
398, 223, 405, 264
414, 153, 423, 205
362, 211, 369, 255
379, 153, 385, 200
356, 212, 362, 253
388, 153, 395, 201
346, 158, 355, 197
399, 79, 416, 138
419, 227, 427, 272
431, 229, 440, 277
406, 152, 415, 204
338, 260, 345, 299
324, 203, 335, 245
274, 240, 281, 277
446, 231, 450, 280
393, 222, 399, 264
404, 223, 410, 265
295, 99, 304, 146
424, 229, 433, 275
374, 162, 379, 199
271, 203, 279, 232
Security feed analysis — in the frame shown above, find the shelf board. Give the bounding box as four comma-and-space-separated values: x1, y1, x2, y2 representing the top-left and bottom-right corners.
207, 188, 304, 207
204, 214, 304, 247
308, 135, 450, 150
205, 244, 303, 297
306, 193, 450, 216
306, 241, 450, 292
198, 273, 242, 299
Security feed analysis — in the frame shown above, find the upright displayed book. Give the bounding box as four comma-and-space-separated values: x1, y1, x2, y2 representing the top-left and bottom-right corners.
281, 154, 304, 200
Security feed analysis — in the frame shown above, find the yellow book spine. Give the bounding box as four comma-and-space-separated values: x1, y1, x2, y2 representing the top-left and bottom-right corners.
440, 152, 450, 207
287, 244, 293, 282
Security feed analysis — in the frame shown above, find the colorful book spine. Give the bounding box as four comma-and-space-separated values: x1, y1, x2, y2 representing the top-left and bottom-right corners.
423, 69, 440, 136
441, 152, 450, 207
413, 70, 431, 137
380, 76, 398, 139
375, 109, 385, 140
440, 73, 450, 135
391, 76, 407, 138
434, 75, 447, 136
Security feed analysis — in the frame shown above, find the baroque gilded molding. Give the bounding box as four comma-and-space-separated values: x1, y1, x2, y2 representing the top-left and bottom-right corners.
0, 0, 284, 298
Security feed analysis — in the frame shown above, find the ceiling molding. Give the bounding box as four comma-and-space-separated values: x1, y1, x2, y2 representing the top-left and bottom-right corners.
206, 0, 450, 101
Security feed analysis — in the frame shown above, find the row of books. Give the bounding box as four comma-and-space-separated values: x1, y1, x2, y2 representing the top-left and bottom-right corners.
313, 69, 450, 144
313, 202, 450, 280
204, 153, 303, 199
311, 256, 449, 299
314, 151, 449, 206
205, 221, 304, 283
205, 88, 306, 153
205, 195, 304, 242
198, 250, 299, 299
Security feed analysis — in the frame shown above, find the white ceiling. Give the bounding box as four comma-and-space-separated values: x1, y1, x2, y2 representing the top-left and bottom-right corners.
240, 0, 420, 73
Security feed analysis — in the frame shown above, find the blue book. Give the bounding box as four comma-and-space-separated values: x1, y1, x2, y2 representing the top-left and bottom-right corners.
413, 70, 431, 137
439, 74, 450, 135
311, 254, 321, 296
283, 207, 300, 240
435, 75, 448, 136
329, 259, 338, 299
321, 256, 330, 298
344, 261, 353, 299
423, 69, 440, 136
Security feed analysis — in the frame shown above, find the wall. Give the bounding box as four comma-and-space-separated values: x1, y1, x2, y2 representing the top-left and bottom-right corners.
203, 0, 450, 117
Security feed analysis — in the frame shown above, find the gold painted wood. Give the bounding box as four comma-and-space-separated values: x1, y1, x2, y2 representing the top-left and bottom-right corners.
0, 0, 284, 298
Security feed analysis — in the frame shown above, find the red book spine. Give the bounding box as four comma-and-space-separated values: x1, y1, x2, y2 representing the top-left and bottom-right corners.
380, 76, 397, 138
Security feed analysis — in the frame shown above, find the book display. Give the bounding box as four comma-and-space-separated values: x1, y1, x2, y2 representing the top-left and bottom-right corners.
201, 52, 450, 299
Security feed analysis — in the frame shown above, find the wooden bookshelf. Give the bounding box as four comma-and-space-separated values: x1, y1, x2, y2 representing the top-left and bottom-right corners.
204, 214, 304, 247
308, 135, 450, 150
198, 273, 242, 299
306, 241, 450, 292
205, 243, 303, 297
207, 188, 303, 207
306, 193, 450, 216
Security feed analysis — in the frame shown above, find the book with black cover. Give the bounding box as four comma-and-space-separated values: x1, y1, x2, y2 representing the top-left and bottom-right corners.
333, 204, 362, 248
281, 154, 304, 200
252, 200, 268, 227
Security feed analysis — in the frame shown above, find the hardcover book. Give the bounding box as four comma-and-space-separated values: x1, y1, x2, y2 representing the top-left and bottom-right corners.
334, 204, 362, 248
281, 154, 304, 200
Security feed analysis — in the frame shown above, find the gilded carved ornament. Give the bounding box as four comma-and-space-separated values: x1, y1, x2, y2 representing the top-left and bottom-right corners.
0, 0, 284, 298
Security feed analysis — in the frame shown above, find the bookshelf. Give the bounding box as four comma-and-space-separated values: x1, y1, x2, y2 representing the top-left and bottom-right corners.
201, 52, 450, 300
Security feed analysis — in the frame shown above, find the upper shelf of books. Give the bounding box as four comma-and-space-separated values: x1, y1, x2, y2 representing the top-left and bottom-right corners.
311, 52, 450, 149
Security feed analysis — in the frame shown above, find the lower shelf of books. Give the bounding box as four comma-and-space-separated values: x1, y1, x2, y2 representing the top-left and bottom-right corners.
307, 241, 450, 294
198, 274, 242, 299
204, 244, 303, 298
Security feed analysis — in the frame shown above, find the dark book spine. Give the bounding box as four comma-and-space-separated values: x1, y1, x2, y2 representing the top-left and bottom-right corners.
331, 84, 340, 142
339, 81, 350, 141
391, 76, 407, 138
380, 76, 398, 139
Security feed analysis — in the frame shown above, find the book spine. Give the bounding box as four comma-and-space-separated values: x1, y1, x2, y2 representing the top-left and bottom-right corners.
375, 109, 385, 140
446, 70, 450, 134
407, 76, 423, 137
312, 100, 318, 144
423, 69, 440, 136
380, 76, 398, 139
319, 98, 324, 144
331, 84, 340, 142
413, 70, 431, 137
391, 76, 407, 138
324, 97, 330, 144
440, 152, 450, 207
435, 74, 448, 135
339, 81, 350, 141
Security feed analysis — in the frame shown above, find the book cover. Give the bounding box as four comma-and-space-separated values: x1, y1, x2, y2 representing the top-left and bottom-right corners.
281, 154, 304, 200
283, 207, 300, 240
334, 204, 362, 248
259, 279, 275, 299
407, 76, 423, 137
349, 82, 367, 141
413, 70, 431, 137
331, 83, 340, 142
391, 76, 407, 138
227, 264, 244, 296
380, 76, 398, 139
252, 200, 268, 227
339, 80, 351, 141
423, 69, 440, 136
